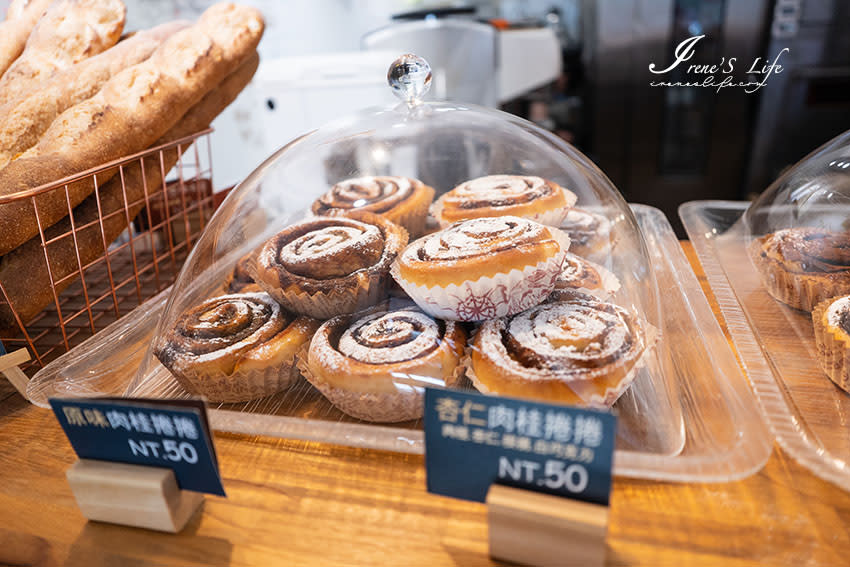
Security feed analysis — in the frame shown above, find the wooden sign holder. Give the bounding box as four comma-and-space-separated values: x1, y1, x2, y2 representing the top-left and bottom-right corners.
0, 348, 31, 399
66, 459, 204, 533
486, 484, 608, 567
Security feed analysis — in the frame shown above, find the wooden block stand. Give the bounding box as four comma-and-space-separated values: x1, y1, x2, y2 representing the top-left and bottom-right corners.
487, 484, 608, 567
0, 348, 31, 398
67, 459, 204, 533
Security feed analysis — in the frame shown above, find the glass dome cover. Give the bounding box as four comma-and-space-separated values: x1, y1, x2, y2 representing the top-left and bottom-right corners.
136, 53, 665, 415
28, 55, 775, 482
680, 127, 850, 490
743, 130, 850, 313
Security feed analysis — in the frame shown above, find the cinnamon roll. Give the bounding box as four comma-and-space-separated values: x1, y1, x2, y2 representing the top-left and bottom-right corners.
254, 211, 408, 319
299, 302, 466, 422
467, 290, 652, 407
555, 253, 620, 297
392, 216, 570, 321
155, 292, 320, 403
431, 174, 577, 227
813, 295, 850, 392
559, 208, 613, 259
223, 253, 261, 294
312, 176, 435, 237
749, 228, 850, 311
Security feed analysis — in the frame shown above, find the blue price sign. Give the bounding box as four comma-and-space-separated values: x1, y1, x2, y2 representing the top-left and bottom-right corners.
49, 397, 225, 496
424, 388, 616, 505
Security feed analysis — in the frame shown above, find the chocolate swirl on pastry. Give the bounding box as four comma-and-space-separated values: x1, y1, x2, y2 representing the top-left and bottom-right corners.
159, 293, 287, 365
560, 208, 611, 257
759, 228, 850, 273
224, 253, 260, 293
750, 227, 850, 311
275, 217, 384, 279
155, 292, 319, 402
451, 175, 558, 207
826, 297, 850, 335
338, 309, 441, 363
469, 290, 649, 406
313, 176, 414, 214
433, 174, 576, 226
254, 211, 408, 318
312, 176, 435, 237
405, 216, 552, 263
302, 304, 466, 422
558, 253, 603, 290
812, 295, 850, 392
555, 253, 620, 297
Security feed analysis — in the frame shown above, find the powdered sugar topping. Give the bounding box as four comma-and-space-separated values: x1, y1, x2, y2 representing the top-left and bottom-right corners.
338, 308, 440, 364
507, 302, 630, 367
404, 215, 547, 263
320, 176, 414, 212
827, 296, 850, 328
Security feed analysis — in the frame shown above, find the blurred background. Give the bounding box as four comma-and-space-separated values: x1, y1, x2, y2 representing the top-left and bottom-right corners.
3, 0, 850, 234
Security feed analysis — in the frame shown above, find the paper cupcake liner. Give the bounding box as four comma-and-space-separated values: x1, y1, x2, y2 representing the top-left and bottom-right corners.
261, 269, 388, 320
172, 359, 300, 404
463, 321, 658, 408
384, 186, 434, 239
750, 246, 850, 312
295, 346, 423, 423
812, 299, 850, 392
391, 251, 566, 322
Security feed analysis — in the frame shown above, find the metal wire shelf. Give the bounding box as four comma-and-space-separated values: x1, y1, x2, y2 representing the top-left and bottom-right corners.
0, 130, 216, 375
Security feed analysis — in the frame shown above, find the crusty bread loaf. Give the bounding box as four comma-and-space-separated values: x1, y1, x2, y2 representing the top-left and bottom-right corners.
0, 0, 53, 80
0, 21, 188, 171
0, 0, 127, 106
0, 52, 259, 328
0, 3, 264, 256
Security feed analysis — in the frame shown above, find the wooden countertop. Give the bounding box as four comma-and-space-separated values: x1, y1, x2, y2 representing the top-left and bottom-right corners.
2, 243, 850, 567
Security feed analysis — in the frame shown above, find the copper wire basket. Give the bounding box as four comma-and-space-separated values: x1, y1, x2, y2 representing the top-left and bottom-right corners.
0, 130, 216, 375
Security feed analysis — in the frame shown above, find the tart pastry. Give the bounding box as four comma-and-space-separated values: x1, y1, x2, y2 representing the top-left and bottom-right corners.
559, 208, 613, 259
155, 292, 319, 403
555, 252, 620, 297
467, 290, 652, 407
254, 211, 408, 319
431, 174, 577, 227
223, 253, 261, 294
812, 295, 850, 392
312, 176, 435, 237
749, 228, 850, 311
299, 302, 466, 422
392, 216, 570, 321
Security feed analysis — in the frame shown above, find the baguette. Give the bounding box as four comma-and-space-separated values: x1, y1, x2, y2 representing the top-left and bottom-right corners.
0, 0, 53, 80
0, 20, 188, 170
0, 3, 264, 256
0, 0, 127, 106
0, 52, 259, 328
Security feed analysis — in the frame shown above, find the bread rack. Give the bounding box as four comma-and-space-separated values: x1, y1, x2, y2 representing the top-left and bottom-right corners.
0, 130, 215, 376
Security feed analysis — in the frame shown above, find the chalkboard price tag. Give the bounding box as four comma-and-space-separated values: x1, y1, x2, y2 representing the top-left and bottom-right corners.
49, 397, 225, 496
424, 388, 616, 505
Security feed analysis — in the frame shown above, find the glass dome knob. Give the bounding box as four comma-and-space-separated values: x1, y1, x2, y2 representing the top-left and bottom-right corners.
387, 54, 432, 105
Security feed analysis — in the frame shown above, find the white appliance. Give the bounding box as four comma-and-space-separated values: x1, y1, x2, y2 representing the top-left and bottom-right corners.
208, 50, 399, 191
